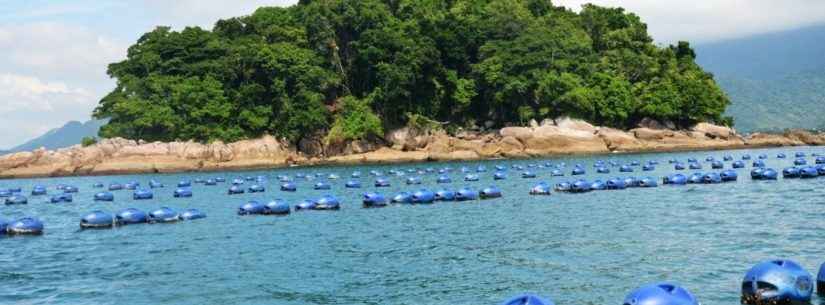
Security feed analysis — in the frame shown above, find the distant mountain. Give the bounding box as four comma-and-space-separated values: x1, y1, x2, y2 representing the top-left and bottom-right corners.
695, 23, 825, 132
3, 119, 106, 154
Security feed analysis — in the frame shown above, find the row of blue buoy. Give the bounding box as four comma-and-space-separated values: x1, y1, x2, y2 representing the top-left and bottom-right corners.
500, 258, 825, 305
79, 207, 206, 229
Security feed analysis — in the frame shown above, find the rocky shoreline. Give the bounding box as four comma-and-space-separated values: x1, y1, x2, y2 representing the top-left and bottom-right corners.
1, 119, 823, 179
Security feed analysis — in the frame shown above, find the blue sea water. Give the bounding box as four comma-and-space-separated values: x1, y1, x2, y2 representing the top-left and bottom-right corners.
3, 146, 825, 305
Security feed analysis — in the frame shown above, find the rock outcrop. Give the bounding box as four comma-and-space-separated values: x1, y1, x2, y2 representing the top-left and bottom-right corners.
1, 120, 822, 179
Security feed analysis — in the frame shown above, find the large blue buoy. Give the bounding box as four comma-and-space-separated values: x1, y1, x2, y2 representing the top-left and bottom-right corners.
570, 179, 591, 193
687, 173, 703, 184
571, 167, 585, 175
179, 208, 206, 220
345, 180, 361, 188
6, 217, 44, 235
148, 207, 179, 223
702, 172, 722, 184
607, 177, 628, 189
494, 172, 507, 180
623, 283, 698, 305
125, 182, 139, 190
500, 293, 554, 305
94, 192, 114, 201
248, 184, 265, 193
4, 195, 28, 205
554, 181, 571, 192
232, 178, 244, 185
480, 186, 502, 199
455, 188, 479, 201
689, 162, 702, 170
590, 180, 607, 190
80, 211, 114, 229
674, 163, 686, 170
406, 177, 422, 185
115, 208, 149, 225
794, 158, 807, 166
412, 190, 436, 204
228, 185, 245, 195
620, 165, 634, 173
173, 188, 193, 198
263, 200, 290, 215
314, 182, 331, 190
435, 189, 456, 201
294, 199, 317, 210
280, 182, 297, 192
391, 192, 413, 204
724, 155, 734, 161
133, 189, 153, 200
363, 193, 387, 208
752, 160, 766, 168
711, 160, 724, 169
664, 174, 687, 185
238, 201, 266, 215
313, 195, 340, 210
741, 259, 812, 304
799, 166, 818, 178
639, 177, 658, 187
720, 170, 738, 182
530, 182, 552, 195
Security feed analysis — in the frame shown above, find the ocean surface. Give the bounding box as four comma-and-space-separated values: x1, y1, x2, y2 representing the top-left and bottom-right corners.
3, 146, 825, 305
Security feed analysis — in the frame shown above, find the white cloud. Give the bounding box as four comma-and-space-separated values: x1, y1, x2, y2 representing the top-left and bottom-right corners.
554, 0, 825, 44
0, 73, 93, 113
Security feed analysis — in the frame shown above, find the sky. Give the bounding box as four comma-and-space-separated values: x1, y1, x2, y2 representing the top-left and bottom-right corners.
1, 0, 825, 149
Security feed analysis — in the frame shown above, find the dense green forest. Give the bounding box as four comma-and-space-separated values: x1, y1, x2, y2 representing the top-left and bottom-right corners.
94, 0, 731, 145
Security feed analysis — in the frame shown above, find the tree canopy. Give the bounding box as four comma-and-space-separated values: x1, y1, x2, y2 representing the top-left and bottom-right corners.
94, 0, 731, 144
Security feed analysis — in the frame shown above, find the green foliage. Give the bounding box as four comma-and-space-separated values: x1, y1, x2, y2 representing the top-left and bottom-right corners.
94, 0, 730, 144
81, 136, 98, 147
326, 95, 384, 143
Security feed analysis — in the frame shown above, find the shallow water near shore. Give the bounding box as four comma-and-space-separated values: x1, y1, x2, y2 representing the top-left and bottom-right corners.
3, 146, 825, 305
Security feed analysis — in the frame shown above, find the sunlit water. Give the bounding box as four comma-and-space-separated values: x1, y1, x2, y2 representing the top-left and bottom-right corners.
3, 147, 825, 305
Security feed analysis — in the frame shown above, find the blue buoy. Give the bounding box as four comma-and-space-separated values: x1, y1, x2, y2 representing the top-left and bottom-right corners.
177, 180, 191, 188
109, 183, 124, 191
732, 160, 746, 168
551, 169, 563, 176
125, 182, 139, 190
777, 153, 787, 159
345, 180, 361, 188
375, 178, 391, 187
752, 160, 766, 168
480, 186, 502, 199
80, 211, 114, 229
794, 158, 807, 166
6, 217, 44, 235
796, 152, 806, 158
228, 185, 245, 195
702, 172, 722, 184
800, 166, 818, 178
294, 199, 317, 210
522, 171, 537, 178
607, 177, 628, 189
313, 182, 331, 190
148, 207, 179, 223
570, 179, 591, 193
391, 192, 413, 204
639, 177, 658, 187
455, 188, 479, 201
94, 192, 114, 201
724, 155, 734, 161
687, 173, 703, 184
150, 180, 164, 188
720, 170, 738, 182
173, 188, 193, 198
742, 154, 752, 160
363, 193, 387, 208
530, 182, 552, 195
664, 174, 687, 185
31, 186, 47, 196
816, 157, 825, 165
741, 259, 812, 305
500, 293, 554, 305
92, 183, 104, 188
50, 193, 73, 203
571, 167, 585, 175
238, 201, 266, 215
623, 283, 698, 305
313, 195, 340, 210
406, 177, 422, 185
783, 167, 800, 178
205, 179, 217, 186
464, 174, 479, 182
63, 186, 79, 193
674, 163, 686, 170
620, 165, 634, 172
554, 181, 571, 192
437, 175, 452, 184
642, 164, 655, 171
689, 162, 702, 170
590, 180, 607, 190
215, 177, 226, 183
412, 190, 436, 204
0, 217, 8, 234
711, 160, 724, 169
280, 182, 297, 192
248, 184, 265, 193
179, 208, 206, 220
133, 189, 153, 200
115, 208, 149, 225
4, 195, 27, 205
494, 172, 507, 180
262, 200, 290, 215
596, 167, 610, 174
435, 189, 456, 201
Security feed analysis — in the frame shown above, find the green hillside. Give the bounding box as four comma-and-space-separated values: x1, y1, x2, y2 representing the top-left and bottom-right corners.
94, 0, 730, 145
